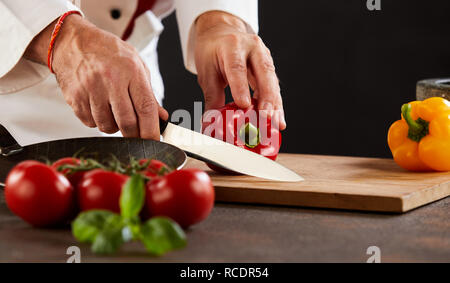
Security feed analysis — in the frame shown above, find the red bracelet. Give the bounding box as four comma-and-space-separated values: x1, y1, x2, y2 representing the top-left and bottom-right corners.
47, 10, 81, 73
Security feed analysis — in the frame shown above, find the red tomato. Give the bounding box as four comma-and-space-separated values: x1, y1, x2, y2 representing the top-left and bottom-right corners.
5, 161, 74, 227
145, 169, 215, 228
52, 157, 86, 188
138, 159, 170, 178
77, 169, 128, 213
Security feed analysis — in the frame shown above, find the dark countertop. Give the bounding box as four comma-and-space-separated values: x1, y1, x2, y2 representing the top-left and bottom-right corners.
0, 191, 448, 263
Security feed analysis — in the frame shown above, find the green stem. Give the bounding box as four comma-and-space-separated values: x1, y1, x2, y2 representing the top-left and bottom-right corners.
401, 103, 429, 142
239, 122, 260, 148
401, 104, 422, 133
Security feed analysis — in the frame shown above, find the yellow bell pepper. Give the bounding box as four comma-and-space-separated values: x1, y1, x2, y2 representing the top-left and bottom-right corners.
387, 97, 450, 171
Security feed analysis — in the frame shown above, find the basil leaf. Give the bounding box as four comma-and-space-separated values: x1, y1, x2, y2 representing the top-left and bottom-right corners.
120, 174, 145, 220
140, 217, 186, 256
71, 210, 115, 243
91, 214, 125, 254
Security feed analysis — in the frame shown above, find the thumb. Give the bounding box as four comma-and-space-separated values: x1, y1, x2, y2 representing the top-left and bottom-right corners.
158, 106, 169, 121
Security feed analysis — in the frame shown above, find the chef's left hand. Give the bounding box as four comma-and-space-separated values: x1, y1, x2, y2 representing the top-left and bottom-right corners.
194, 11, 286, 130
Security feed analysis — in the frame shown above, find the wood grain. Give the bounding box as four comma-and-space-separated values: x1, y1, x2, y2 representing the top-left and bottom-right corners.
185, 154, 450, 213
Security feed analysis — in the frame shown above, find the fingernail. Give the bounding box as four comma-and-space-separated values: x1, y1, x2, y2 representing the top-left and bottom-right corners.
244, 96, 252, 106
281, 110, 287, 128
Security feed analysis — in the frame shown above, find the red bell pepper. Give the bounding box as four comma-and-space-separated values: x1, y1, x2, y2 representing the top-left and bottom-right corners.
201, 99, 281, 173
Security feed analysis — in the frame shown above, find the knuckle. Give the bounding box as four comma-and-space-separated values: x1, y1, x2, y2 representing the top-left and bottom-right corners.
99, 65, 119, 81
90, 105, 105, 117
204, 95, 216, 107
250, 34, 262, 44
65, 97, 74, 107
224, 33, 241, 46
136, 95, 156, 116
237, 85, 250, 94
118, 119, 137, 133
64, 91, 80, 107
69, 98, 86, 113
228, 58, 247, 73
123, 56, 141, 72
80, 69, 97, 85
91, 108, 117, 133
260, 59, 276, 73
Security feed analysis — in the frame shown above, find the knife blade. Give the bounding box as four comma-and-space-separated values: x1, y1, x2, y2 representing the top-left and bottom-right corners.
159, 120, 303, 182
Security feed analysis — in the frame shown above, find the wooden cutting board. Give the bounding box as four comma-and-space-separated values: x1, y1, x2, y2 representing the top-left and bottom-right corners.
185, 153, 450, 213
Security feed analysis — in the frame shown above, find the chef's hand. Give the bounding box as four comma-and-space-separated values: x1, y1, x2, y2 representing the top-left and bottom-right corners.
24, 14, 168, 140
194, 11, 286, 130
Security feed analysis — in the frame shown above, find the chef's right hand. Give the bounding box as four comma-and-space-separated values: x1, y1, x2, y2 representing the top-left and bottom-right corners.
26, 14, 168, 140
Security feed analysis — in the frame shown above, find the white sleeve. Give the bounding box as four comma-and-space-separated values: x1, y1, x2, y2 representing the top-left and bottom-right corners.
0, 0, 81, 92
174, 0, 258, 74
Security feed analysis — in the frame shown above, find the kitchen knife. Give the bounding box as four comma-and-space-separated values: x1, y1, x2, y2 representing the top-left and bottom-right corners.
0, 122, 303, 183
159, 119, 303, 182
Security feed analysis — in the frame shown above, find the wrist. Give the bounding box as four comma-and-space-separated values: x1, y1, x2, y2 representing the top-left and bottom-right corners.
195, 11, 247, 37
51, 13, 84, 75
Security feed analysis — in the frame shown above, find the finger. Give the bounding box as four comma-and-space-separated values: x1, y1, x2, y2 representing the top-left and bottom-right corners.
139, 58, 169, 121
247, 68, 260, 106
89, 95, 119, 134
249, 47, 286, 130
247, 69, 257, 94
110, 89, 139, 137
158, 106, 169, 121
64, 91, 96, 128
198, 69, 226, 112
75, 101, 96, 128
249, 47, 280, 117
220, 48, 251, 109
128, 68, 160, 140
273, 103, 287, 131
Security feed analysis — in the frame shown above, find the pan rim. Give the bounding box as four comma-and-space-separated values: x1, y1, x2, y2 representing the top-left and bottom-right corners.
0, 136, 187, 185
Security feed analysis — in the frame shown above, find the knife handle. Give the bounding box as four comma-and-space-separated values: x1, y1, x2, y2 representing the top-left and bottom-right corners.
159, 117, 169, 133
160, 114, 184, 133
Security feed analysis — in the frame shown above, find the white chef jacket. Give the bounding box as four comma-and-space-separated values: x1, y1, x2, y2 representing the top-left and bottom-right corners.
0, 0, 258, 146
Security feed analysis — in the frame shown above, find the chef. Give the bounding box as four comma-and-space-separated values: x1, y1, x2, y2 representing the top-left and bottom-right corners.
0, 0, 285, 146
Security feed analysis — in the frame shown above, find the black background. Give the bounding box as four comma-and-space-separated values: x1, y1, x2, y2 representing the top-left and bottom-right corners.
158, 0, 450, 158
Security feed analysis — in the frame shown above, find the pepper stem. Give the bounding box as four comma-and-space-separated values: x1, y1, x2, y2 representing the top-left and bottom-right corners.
401, 103, 429, 142
239, 122, 260, 148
